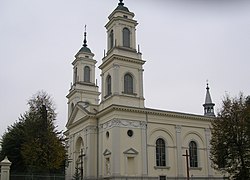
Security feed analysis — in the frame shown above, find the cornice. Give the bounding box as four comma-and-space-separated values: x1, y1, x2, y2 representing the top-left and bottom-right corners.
106, 16, 137, 28
66, 87, 100, 98
72, 56, 96, 66
107, 9, 135, 21
99, 54, 145, 69
96, 104, 214, 122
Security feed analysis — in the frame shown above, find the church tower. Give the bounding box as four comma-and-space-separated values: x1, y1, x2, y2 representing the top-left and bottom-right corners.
203, 83, 215, 116
99, 0, 145, 109
66, 29, 100, 117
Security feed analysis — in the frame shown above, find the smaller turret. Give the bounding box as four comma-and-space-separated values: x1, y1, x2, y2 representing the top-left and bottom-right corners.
67, 26, 100, 118
203, 83, 215, 116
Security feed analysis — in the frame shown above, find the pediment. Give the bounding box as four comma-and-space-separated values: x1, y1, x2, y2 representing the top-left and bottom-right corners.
103, 149, 111, 156
66, 104, 89, 128
123, 148, 138, 155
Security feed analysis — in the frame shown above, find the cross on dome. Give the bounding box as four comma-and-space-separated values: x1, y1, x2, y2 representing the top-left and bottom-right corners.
118, 0, 124, 6
83, 25, 87, 47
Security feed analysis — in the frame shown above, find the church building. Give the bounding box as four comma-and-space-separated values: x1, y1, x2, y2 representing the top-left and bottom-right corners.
65, 1, 223, 179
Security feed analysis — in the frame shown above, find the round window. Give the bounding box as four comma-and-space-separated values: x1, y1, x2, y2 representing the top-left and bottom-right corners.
127, 130, 133, 137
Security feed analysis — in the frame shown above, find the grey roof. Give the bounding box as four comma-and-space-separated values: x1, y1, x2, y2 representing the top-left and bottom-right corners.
78, 46, 91, 53
115, 0, 130, 12
204, 84, 213, 104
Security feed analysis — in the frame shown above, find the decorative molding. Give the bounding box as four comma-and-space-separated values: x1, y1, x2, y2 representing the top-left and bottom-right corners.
103, 149, 111, 156
113, 63, 120, 69
100, 119, 146, 130
175, 125, 182, 133
85, 125, 97, 134
154, 166, 170, 170
97, 105, 214, 123
123, 148, 138, 155
189, 167, 202, 171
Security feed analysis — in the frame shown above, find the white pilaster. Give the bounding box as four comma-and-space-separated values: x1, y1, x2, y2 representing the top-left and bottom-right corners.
175, 125, 183, 177
112, 127, 121, 176
205, 128, 212, 177
141, 122, 147, 176
113, 63, 120, 95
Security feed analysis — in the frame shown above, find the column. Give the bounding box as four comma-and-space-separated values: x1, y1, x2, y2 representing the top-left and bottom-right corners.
112, 122, 121, 176
141, 121, 147, 176
138, 69, 144, 99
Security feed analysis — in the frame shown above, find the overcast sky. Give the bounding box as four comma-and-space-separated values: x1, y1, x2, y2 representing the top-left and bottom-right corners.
0, 0, 249, 137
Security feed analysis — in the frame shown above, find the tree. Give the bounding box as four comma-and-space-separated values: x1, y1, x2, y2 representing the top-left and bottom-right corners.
72, 167, 81, 180
210, 93, 250, 179
0, 91, 66, 175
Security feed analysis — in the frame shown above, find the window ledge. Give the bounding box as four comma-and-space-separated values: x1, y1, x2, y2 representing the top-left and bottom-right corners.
189, 167, 202, 170
154, 166, 170, 170
104, 94, 112, 99
122, 92, 137, 96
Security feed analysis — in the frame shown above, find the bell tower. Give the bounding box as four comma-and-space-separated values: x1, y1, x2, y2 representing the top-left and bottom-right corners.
99, 0, 145, 110
67, 28, 100, 117
203, 83, 215, 117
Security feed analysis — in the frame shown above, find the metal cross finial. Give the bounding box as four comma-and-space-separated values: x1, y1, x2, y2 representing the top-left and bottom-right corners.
118, 0, 124, 6
206, 80, 209, 90
83, 25, 87, 47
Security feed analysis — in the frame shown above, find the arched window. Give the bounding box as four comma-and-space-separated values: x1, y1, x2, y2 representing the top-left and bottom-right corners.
156, 138, 166, 166
123, 28, 130, 47
84, 66, 90, 82
109, 30, 114, 49
75, 137, 84, 174
106, 75, 112, 97
124, 73, 133, 94
189, 141, 198, 167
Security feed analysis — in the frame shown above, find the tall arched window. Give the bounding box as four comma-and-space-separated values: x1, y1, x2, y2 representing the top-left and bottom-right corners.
106, 75, 112, 97
123, 28, 130, 47
156, 138, 166, 166
84, 66, 90, 82
75, 137, 84, 174
109, 30, 114, 49
189, 141, 198, 167
124, 73, 133, 94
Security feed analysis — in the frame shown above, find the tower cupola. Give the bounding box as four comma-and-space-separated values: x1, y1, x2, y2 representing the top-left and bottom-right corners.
105, 0, 139, 56
203, 83, 215, 117
115, 0, 130, 12
76, 26, 93, 57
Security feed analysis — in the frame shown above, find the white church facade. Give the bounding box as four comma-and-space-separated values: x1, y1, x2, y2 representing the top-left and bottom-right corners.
65, 1, 223, 179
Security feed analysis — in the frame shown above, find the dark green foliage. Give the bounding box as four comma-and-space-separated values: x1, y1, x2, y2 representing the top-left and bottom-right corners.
210, 93, 250, 179
0, 120, 26, 172
0, 91, 66, 175
72, 167, 81, 180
